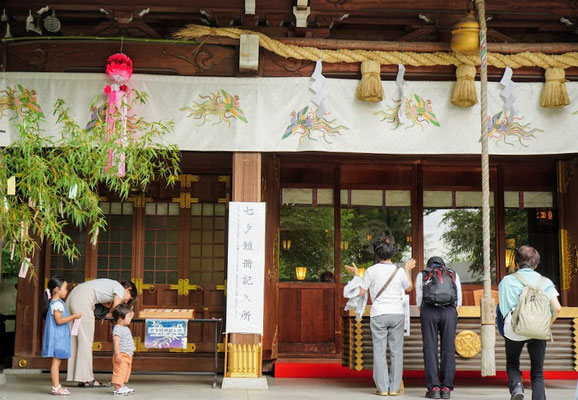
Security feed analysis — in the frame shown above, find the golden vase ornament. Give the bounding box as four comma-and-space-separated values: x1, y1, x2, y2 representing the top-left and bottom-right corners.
451, 11, 480, 56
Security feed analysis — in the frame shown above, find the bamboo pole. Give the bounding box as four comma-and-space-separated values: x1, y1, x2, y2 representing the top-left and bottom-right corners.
476, 0, 496, 377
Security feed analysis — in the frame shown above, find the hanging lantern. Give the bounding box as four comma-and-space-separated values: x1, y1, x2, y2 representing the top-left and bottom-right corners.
358, 268, 366, 278
505, 238, 516, 273
295, 266, 307, 281
282, 239, 292, 251
450, 11, 480, 56
340, 240, 349, 251
505, 249, 516, 273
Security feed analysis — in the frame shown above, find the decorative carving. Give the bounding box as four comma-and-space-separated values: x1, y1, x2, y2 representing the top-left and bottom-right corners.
561, 229, 578, 291
323, 0, 354, 6
268, 231, 280, 281
354, 318, 364, 371
11, 46, 80, 71
573, 318, 578, 372
558, 159, 577, 194
271, 325, 279, 359
455, 330, 481, 358
265, 53, 314, 76
161, 47, 230, 74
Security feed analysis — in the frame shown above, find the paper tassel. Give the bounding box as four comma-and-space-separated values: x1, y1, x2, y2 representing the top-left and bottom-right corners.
499, 67, 517, 116
25, 10, 42, 35
540, 67, 570, 108
310, 59, 328, 115
451, 64, 477, 107
10, 241, 15, 260
3, 197, 8, 211
68, 184, 78, 199
91, 228, 99, 246
396, 64, 407, 124
356, 60, 383, 102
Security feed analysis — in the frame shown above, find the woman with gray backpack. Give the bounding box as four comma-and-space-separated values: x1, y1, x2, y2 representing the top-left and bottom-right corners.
498, 245, 561, 400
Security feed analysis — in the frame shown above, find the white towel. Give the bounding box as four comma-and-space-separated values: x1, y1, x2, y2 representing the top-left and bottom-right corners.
343, 276, 368, 321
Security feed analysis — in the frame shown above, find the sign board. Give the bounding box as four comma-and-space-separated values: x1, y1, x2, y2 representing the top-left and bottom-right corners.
226, 202, 266, 334
144, 319, 188, 349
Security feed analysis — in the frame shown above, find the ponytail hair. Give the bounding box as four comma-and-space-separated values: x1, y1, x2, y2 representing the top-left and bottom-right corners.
42, 275, 66, 319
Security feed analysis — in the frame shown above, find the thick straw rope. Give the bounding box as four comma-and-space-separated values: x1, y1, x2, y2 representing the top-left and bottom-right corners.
175, 25, 578, 69
476, 0, 496, 377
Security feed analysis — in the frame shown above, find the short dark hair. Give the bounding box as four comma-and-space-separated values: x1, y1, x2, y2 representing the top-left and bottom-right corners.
320, 271, 334, 282
515, 245, 540, 269
373, 235, 397, 261
112, 303, 133, 322
121, 280, 138, 300
426, 256, 446, 269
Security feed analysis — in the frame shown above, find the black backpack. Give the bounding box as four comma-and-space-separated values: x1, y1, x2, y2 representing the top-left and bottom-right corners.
422, 262, 457, 307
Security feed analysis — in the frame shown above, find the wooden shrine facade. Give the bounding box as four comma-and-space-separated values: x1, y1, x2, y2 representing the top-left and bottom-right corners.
12, 152, 578, 369
4, 0, 578, 371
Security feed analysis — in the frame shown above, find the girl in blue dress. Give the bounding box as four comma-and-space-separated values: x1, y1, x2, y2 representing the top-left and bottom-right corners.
42, 275, 82, 395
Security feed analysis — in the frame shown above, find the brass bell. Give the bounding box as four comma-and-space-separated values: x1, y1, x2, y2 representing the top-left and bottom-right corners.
450, 11, 480, 56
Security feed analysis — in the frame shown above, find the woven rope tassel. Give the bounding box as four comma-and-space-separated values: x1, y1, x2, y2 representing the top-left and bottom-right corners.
357, 60, 383, 102
540, 67, 570, 108
451, 64, 478, 107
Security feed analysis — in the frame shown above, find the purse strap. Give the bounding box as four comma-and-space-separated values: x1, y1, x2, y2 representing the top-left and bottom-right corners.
375, 266, 400, 300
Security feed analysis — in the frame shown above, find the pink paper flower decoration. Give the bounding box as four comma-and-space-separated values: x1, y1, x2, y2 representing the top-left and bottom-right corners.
106, 53, 133, 84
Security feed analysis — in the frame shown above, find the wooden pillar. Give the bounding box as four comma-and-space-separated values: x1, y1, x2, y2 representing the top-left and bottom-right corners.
230, 152, 267, 369
495, 166, 506, 283
333, 164, 342, 353
232, 153, 261, 202
13, 248, 43, 368
411, 164, 424, 304
261, 153, 280, 361
557, 159, 578, 306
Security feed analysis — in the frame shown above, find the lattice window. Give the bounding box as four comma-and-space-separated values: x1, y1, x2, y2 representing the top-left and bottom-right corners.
144, 202, 180, 284
49, 225, 86, 283
97, 202, 133, 282
190, 203, 227, 285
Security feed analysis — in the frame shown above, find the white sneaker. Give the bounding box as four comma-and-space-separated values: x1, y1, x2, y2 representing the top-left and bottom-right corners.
124, 387, 135, 394
113, 387, 129, 396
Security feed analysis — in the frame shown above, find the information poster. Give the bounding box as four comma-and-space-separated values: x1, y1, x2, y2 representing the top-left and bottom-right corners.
144, 319, 188, 349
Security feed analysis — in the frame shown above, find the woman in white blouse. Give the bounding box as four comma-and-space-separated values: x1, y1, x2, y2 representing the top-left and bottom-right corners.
346, 235, 415, 396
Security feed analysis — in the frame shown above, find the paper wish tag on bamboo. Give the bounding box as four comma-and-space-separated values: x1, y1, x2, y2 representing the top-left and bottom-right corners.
71, 318, 81, 336
18, 257, 31, 278
7, 176, 16, 195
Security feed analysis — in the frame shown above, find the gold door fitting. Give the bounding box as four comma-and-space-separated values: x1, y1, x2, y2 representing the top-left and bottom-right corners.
170, 279, 203, 296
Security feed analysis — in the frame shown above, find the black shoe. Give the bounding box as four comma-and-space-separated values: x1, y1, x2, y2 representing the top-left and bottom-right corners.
441, 387, 451, 399
425, 387, 441, 399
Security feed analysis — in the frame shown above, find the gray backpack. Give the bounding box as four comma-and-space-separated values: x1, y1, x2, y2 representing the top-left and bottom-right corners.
510, 273, 552, 340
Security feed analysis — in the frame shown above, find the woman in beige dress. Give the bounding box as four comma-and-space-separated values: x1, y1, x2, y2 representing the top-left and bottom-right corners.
66, 278, 137, 387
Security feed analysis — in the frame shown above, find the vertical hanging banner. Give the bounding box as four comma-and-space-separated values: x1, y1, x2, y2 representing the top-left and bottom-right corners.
226, 202, 266, 334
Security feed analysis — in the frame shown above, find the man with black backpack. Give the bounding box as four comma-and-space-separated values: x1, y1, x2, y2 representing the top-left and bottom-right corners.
416, 256, 462, 399
498, 245, 561, 400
